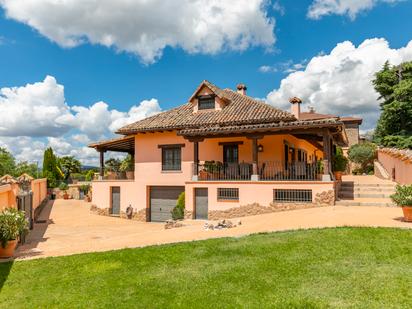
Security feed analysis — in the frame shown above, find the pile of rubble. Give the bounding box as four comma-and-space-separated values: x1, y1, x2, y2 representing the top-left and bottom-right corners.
164, 220, 184, 229
203, 219, 241, 230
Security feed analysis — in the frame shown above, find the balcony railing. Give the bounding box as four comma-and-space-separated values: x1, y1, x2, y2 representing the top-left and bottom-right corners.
195, 161, 319, 181
94, 170, 134, 181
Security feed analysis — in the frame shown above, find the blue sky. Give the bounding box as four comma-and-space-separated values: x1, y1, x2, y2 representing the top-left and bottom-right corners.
0, 0, 411, 164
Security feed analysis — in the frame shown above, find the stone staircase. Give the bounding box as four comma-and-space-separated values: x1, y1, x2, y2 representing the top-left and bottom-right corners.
336, 177, 397, 207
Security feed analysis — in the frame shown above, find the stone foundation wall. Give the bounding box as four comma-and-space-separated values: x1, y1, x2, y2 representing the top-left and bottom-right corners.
207, 202, 327, 220
90, 205, 149, 222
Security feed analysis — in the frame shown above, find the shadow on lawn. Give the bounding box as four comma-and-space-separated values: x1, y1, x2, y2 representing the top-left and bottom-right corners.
14, 200, 55, 259
0, 260, 13, 292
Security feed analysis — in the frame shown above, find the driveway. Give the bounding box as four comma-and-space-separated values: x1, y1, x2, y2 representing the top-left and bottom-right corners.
15, 199, 411, 260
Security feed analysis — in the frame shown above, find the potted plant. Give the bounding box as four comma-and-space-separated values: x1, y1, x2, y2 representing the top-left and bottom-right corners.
120, 155, 134, 180
79, 184, 91, 202
333, 147, 348, 181
59, 182, 70, 199
390, 185, 412, 222
105, 158, 121, 180
0, 208, 28, 258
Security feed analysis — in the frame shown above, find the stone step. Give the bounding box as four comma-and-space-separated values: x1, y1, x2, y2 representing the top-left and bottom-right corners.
336, 197, 395, 207
340, 183, 396, 188
338, 192, 393, 199
339, 187, 395, 192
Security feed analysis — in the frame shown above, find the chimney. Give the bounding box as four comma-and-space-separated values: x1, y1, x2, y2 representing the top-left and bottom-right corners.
308, 106, 315, 113
236, 83, 247, 95
289, 97, 302, 120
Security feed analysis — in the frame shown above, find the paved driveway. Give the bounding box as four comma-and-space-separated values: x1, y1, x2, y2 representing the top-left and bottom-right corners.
15, 199, 411, 260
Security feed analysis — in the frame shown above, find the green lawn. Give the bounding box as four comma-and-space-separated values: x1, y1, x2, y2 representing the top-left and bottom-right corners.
1, 227, 411, 308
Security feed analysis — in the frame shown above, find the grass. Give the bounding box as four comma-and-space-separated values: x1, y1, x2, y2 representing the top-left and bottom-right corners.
1, 227, 411, 308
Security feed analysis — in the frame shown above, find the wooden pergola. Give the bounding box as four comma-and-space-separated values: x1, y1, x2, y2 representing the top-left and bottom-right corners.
89, 136, 135, 177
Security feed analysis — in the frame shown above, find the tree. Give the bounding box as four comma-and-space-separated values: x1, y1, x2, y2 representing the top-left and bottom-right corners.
373, 61, 412, 148
348, 143, 377, 174
105, 158, 121, 173
59, 156, 81, 181
0, 148, 16, 176
42, 147, 62, 187
171, 192, 185, 220
14, 161, 39, 178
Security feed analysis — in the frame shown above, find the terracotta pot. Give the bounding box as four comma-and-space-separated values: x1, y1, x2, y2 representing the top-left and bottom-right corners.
126, 171, 134, 180
84, 196, 91, 202
63, 193, 69, 200
0, 239, 18, 258
334, 171, 343, 181
402, 206, 412, 222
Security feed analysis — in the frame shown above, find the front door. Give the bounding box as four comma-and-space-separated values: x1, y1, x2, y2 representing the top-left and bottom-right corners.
195, 188, 208, 220
111, 187, 120, 215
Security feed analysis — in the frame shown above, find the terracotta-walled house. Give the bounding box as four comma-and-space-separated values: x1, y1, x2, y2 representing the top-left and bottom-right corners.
89, 80, 361, 222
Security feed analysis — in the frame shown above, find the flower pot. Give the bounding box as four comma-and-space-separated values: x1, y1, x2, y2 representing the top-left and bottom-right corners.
0, 239, 18, 258
126, 171, 134, 179
107, 171, 116, 180
402, 206, 412, 222
334, 171, 343, 181
63, 193, 69, 200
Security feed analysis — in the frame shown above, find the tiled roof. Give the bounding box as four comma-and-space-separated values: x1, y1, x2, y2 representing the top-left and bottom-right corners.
178, 118, 343, 136
299, 112, 338, 120
116, 81, 296, 134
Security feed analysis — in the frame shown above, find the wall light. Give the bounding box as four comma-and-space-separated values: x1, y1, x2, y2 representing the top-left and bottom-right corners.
258, 144, 264, 152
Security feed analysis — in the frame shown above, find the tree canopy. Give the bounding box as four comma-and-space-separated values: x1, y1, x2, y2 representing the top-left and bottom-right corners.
373, 61, 412, 148
0, 147, 38, 178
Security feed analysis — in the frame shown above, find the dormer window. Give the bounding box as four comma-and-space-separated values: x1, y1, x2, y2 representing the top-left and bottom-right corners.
198, 95, 215, 110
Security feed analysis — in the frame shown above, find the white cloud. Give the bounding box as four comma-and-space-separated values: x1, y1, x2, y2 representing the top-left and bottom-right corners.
266, 38, 412, 130
0, 76, 162, 164
0, 75, 71, 137
0, 0, 276, 64
259, 59, 308, 74
308, 0, 405, 20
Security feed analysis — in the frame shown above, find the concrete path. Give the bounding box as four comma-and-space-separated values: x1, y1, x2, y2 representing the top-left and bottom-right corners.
13, 199, 411, 260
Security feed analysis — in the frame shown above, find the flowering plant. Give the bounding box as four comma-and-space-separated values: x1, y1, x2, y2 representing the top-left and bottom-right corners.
390, 185, 412, 207
0, 208, 28, 248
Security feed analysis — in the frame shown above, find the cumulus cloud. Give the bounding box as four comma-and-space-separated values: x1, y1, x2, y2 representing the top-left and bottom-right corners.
259, 59, 308, 74
308, 0, 405, 20
0, 76, 71, 137
0, 75, 162, 164
266, 38, 412, 130
0, 0, 276, 64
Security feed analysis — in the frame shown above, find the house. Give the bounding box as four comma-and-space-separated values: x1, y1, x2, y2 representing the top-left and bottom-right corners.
89, 80, 358, 222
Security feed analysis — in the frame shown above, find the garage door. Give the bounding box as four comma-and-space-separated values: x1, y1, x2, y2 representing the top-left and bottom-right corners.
150, 186, 185, 222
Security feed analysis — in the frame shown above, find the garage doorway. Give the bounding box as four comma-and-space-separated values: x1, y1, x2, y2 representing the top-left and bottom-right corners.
150, 186, 185, 222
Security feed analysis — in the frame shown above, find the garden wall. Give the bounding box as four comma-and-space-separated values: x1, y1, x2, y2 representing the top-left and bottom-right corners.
377, 148, 412, 184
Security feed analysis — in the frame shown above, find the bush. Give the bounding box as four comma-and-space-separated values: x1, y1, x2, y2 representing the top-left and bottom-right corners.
120, 155, 134, 172
333, 147, 348, 172
0, 208, 28, 248
171, 192, 185, 220
59, 182, 69, 191
390, 185, 412, 207
85, 170, 96, 181
79, 184, 90, 194
348, 142, 377, 174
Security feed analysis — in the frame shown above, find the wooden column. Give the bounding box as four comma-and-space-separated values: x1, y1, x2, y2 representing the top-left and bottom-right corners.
99, 150, 105, 178
322, 129, 331, 181
193, 141, 199, 177
247, 135, 263, 181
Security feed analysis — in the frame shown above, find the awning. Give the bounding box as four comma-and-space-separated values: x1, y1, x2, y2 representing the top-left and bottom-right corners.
88, 135, 135, 153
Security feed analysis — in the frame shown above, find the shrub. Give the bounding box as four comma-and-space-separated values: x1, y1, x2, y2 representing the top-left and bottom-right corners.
390, 185, 412, 207
333, 147, 348, 172
85, 170, 96, 181
120, 155, 134, 172
59, 182, 69, 191
348, 142, 377, 174
79, 184, 90, 194
105, 158, 121, 172
171, 192, 185, 220
0, 208, 28, 248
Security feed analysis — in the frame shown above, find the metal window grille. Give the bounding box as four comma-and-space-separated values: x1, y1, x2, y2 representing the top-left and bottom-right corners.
162, 147, 181, 171
273, 189, 312, 203
217, 188, 239, 201
198, 97, 215, 110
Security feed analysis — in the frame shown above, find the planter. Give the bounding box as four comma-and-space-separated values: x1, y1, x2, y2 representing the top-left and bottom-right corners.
107, 171, 116, 180
0, 239, 18, 258
402, 206, 412, 222
63, 193, 69, 200
84, 196, 91, 202
126, 171, 134, 179
334, 171, 343, 181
